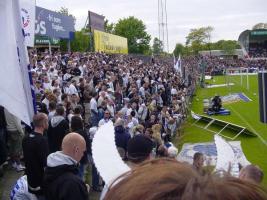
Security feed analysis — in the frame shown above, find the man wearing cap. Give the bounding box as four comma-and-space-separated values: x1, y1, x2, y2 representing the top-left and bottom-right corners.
126, 134, 154, 168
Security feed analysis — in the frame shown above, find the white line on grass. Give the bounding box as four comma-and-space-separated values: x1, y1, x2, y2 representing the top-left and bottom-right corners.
228, 105, 267, 146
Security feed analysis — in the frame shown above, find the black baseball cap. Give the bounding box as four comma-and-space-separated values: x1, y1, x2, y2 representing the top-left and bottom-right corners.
127, 134, 154, 163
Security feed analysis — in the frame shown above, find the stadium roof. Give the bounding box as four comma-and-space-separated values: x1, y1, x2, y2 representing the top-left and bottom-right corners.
252, 23, 267, 30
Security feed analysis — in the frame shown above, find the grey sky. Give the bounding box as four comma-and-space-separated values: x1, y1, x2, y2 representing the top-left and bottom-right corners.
36, 0, 267, 52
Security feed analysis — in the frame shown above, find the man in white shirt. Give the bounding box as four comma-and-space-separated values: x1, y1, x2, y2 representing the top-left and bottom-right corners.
63, 69, 72, 81
90, 92, 99, 127
68, 80, 78, 96
43, 76, 51, 91
98, 111, 113, 127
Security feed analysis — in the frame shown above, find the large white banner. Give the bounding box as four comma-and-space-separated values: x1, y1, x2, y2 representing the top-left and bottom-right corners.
20, 0, 35, 47
0, 0, 34, 125
177, 140, 250, 168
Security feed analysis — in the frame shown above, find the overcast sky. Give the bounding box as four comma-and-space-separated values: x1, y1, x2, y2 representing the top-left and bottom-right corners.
36, 0, 267, 52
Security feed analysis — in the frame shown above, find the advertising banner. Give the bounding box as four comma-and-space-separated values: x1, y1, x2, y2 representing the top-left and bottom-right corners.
94, 30, 128, 54
88, 11, 105, 31
35, 6, 75, 39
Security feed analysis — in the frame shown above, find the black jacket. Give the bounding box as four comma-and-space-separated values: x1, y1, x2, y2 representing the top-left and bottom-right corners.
47, 116, 69, 153
22, 132, 49, 195
43, 152, 89, 200
115, 126, 131, 152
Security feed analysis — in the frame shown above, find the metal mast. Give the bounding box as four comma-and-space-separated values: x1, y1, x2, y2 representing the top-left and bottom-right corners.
158, 0, 169, 52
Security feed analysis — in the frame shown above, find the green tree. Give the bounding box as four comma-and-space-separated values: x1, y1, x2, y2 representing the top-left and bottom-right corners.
186, 26, 214, 54
59, 40, 68, 52
70, 30, 90, 52
59, 29, 90, 52
114, 16, 151, 54
173, 43, 184, 56
104, 19, 115, 34
220, 40, 240, 55
152, 37, 163, 55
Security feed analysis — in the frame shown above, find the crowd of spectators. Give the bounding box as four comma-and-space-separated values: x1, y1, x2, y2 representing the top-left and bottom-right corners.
0, 49, 197, 199
249, 43, 267, 58
1, 49, 267, 200
183, 55, 267, 76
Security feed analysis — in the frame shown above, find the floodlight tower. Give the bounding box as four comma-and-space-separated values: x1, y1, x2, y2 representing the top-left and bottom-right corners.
158, 0, 169, 53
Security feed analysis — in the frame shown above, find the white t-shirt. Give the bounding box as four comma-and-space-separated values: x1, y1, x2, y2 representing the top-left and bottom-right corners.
63, 73, 72, 81
139, 87, 145, 97
42, 98, 49, 110
43, 82, 51, 91
171, 88, 178, 95
90, 98, 98, 113
68, 84, 78, 95
107, 104, 115, 117
98, 119, 113, 127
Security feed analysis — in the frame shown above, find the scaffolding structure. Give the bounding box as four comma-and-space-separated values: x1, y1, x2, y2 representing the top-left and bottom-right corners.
158, 0, 169, 53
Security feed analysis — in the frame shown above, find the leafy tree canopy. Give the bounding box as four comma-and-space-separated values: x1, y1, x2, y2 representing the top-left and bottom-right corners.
114, 16, 151, 54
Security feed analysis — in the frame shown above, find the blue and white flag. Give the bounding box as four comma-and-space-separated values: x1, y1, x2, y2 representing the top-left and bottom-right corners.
0, 0, 34, 125
20, 0, 35, 47
174, 54, 182, 74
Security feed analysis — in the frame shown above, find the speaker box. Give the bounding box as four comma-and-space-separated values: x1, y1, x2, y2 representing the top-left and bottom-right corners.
258, 72, 267, 123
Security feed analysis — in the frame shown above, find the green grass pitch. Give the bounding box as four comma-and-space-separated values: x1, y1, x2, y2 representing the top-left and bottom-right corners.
175, 74, 267, 186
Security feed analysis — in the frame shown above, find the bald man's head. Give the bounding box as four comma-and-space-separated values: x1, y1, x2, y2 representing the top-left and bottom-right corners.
61, 132, 86, 162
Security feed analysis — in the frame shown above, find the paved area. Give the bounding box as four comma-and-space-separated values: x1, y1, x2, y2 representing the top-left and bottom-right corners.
0, 164, 23, 200
0, 164, 100, 200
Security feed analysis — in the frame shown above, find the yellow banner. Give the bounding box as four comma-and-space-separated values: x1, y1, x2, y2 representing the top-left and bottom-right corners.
94, 30, 128, 54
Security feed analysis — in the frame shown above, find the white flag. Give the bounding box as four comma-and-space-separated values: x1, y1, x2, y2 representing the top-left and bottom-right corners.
178, 54, 182, 74
174, 54, 181, 73
173, 53, 176, 68
20, 0, 35, 47
0, 0, 34, 125
92, 122, 130, 186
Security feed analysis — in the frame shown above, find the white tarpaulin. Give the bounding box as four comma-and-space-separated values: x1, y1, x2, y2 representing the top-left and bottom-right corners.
206, 83, 234, 88
20, 0, 35, 47
214, 135, 240, 177
0, 0, 34, 125
177, 140, 250, 168
92, 122, 130, 186
205, 75, 212, 80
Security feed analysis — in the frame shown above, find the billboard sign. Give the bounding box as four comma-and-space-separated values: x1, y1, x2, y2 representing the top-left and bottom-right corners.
88, 11, 105, 31
35, 6, 75, 39
94, 30, 128, 54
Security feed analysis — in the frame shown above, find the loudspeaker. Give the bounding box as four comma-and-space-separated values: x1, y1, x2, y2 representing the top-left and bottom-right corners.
258, 72, 267, 123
